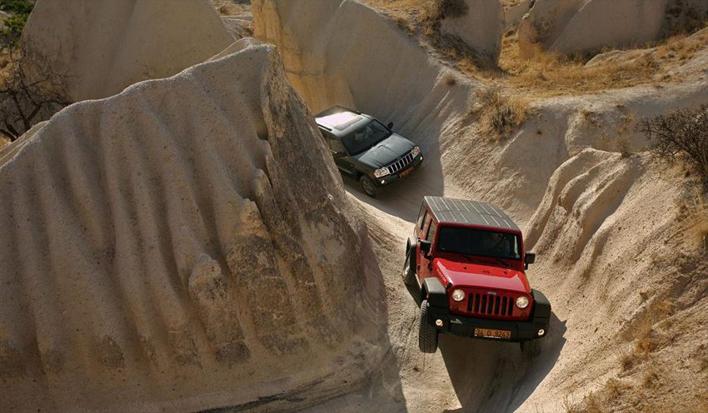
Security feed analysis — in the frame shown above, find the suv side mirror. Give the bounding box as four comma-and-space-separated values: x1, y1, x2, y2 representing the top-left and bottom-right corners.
524, 252, 536, 269
387, 122, 394, 129
419, 239, 432, 257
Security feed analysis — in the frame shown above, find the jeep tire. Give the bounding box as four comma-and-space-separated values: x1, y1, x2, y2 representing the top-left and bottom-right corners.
359, 175, 377, 197
402, 247, 416, 286
418, 299, 438, 353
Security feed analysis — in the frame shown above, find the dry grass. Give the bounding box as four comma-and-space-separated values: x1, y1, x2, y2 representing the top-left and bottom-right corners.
363, 0, 435, 23
210, 0, 249, 16
567, 379, 632, 413
620, 297, 676, 371
470, 87, 528, 139
363, 0, 708, 97
496, 29, 707, 96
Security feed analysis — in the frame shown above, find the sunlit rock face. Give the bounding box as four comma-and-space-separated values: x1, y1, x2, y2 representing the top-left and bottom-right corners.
0, 41, 385, 412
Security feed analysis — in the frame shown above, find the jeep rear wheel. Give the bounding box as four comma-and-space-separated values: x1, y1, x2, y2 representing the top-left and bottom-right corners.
359, 175, 377, 197
418, 300, 438, 353
402, 248, 416, 286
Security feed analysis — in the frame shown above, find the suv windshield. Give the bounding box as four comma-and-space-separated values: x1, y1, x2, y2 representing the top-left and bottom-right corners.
341, 119, 391, 155
437, 226, 521, 260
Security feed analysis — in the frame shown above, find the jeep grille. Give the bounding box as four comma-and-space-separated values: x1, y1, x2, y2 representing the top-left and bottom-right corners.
386, 151, 415, 175
467, 291, 518, 319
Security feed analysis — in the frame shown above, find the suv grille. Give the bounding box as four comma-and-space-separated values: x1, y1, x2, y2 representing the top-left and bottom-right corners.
386, 151, 415, 175
467, 291, 517, 318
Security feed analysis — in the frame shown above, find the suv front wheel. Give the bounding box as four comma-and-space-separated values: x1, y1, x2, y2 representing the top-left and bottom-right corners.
418, 299, 439, 353
359, 175, 377, 197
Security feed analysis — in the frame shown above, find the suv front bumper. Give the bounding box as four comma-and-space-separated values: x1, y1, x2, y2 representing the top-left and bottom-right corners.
375, 153, 423, 186
425, 305, 550, 342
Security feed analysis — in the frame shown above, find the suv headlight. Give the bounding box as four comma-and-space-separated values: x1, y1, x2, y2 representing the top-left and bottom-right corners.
410, 146, 421, 157
515, 296, 529, 309
373, 167, 390, 178
451, 289, 465, 302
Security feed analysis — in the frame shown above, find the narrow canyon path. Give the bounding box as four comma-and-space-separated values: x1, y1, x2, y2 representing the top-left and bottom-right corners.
303, 163, 567, 413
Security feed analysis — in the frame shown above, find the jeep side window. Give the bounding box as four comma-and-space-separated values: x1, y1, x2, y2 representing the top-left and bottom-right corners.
421, 214, 432, 240
416, 206, 426, 230
426, 221, 438, 245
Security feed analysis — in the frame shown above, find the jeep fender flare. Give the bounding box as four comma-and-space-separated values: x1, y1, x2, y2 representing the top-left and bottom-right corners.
531, 289, 551, 319
422, 277, 448, 309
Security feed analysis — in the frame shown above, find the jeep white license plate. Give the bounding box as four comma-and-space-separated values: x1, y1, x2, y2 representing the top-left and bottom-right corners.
474, 328, 511, 340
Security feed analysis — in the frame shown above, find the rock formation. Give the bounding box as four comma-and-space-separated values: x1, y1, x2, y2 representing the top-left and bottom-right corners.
0, 40, 385, 412
440, 0, 505, 64
518, 0, 708, 57
21, 0, 234, 101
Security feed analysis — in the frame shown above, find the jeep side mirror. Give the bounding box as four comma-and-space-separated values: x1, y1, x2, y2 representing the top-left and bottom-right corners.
387, 122, 394, 129
419, 240, 432, 257
524, 252, 536, 269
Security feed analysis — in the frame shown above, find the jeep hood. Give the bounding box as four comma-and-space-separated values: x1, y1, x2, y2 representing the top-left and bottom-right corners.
434, 257, 531, 294
353, 133, 415, 168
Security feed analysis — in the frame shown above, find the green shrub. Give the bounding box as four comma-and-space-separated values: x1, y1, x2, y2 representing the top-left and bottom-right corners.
0, 0, 33, 48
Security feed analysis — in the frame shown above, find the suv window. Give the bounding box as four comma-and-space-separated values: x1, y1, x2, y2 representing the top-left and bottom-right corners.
321, 130, 346, 153
437, 226, 520, 260
341, 119, 391, 155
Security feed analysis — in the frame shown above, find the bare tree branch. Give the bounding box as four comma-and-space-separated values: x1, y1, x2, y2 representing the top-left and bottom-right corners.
641, 107, 708, 189
0, 47, 69, 141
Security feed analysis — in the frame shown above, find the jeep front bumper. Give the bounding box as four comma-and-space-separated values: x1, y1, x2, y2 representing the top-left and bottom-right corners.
425, 304, 550, 342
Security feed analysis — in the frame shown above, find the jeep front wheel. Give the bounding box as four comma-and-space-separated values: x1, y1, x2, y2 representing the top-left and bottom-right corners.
418, 299, 438, 353
359, 175, 377, 197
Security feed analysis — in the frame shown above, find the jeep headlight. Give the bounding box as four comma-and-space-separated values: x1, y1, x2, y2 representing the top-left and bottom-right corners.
373, 167, 390, 178
410, 146, 421, 157
515, 296, 529, 309
451, 289, 465, 302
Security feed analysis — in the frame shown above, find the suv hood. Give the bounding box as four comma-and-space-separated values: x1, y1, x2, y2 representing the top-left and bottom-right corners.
353, 133, 415, 168
434, 257, 531, 294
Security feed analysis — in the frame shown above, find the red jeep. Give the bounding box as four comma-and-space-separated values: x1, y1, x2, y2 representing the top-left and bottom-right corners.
403, 196, 551, 354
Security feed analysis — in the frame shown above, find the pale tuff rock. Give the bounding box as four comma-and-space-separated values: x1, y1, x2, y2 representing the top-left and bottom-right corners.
21, 0, 233, 101
518, 0, 708, 57
440, 0, 505, 64
0, 41, 384, 412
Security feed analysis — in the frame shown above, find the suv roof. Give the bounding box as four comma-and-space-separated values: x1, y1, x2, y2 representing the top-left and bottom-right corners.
314, 106, 371, 138
424, 196, 519, 231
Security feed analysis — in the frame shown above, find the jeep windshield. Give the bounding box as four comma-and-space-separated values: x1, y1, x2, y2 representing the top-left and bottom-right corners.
341, 119, 391, 155
436, 226, 521, 260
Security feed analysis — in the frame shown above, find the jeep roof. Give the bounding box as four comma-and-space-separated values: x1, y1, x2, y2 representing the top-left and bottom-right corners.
423, 196, 519, 231
314, 107, 373, 138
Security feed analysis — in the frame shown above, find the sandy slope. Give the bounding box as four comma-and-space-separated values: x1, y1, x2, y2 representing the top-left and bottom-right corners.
252, 1, 708, 411
0, 40, 390, 412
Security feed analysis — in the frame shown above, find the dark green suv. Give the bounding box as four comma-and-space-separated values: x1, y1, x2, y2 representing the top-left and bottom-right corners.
315, 107, 423, 197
